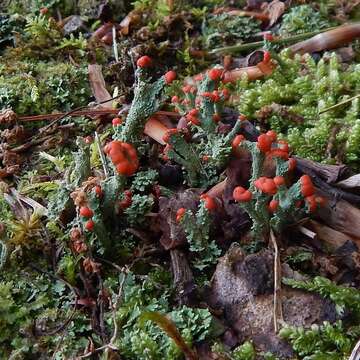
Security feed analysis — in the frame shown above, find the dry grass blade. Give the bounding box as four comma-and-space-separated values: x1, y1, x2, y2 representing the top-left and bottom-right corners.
270, 229, 283, 333
350, 339, 360, 360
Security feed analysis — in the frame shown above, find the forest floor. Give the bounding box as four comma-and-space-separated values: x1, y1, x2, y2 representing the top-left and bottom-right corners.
1, 1, 360, 359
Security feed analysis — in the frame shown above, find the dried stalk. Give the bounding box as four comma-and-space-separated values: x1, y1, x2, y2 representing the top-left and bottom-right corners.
209, 27, 336, 55
289, 23, 360, 55
270, 229, 283, 333
95, 131, 109, 178
18, 109, 180, 122
319, 93, 360, 115
349, 339, 360, 360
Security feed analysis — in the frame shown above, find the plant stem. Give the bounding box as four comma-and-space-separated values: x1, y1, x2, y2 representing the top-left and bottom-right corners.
319, 93, 360, 114
209, 27, 337, 55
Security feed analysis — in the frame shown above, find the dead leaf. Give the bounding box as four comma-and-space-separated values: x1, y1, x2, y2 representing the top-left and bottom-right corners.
263, 0, 286, 27
88, 64, 113, 108
119, 11, 141, 36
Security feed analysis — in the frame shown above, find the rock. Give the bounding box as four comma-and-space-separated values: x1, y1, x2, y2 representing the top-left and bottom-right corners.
208, 245, 339, 358
63, 16, 84, 35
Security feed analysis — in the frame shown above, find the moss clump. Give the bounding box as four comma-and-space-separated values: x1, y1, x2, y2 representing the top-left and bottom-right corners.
0, 60, 90, 115
236, 51, 360, 168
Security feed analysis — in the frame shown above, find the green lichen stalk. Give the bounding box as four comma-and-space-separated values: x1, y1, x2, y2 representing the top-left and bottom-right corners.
232, 132, 324, 240
117, 66, 168, 146
165, 69, 242, 186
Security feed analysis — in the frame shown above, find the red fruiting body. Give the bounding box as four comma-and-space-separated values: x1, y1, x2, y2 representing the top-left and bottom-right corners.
112, 117, 122, 126
232, 134, 245, 149
273, 176, 285, 187
268, 199, 279, 212
194, 74, 203, 81
257, 134, 273, 153
254, 177, 277, 195
288, 158, 296, 171
164, 70, 177, 84
40, 7, 48, 14
186, 114, 200, 125
80, 206, 94, 218
266, 130, 277, 142
305, 195, 317, 213
212, 113, 221, 122
163, 144, 172, 161
204, 196, 217, 211
120, 197, 132, 209
269, 149, 289, 160
300, 175, 315, 197
190, 86, 197, 94
201, 92, 213, 98
85, 219, 95, 231
264, 33, 274, 41
106, 141, 139, 176
176, 208, 186, 222
124, 190, 132, 198
211, 90, 220, 102
94, 185, 103, 197
222, 88, 230, 99
278, 140, 289, 153
263, 51, 271, 63
171, 95, 180, 103
233, 186, 252, 202
202, 155, 210, 161
254, 177, 266, 189
137, 55, 152, 68
262, 178, 277, 195
189, 109, 199, 117
162, 128, 178, 143
208, 68, 223, 81
182, 85, 192, 93
103, 142, 112, 154
239, 114, 247, 121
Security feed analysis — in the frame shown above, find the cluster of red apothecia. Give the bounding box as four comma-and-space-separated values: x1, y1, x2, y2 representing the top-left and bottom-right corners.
231, 130, 326, 214
176, 194, 217, 223
79, 206, 95, 231
161, 128, 190, 161
78, 187, 133, 231
104, 141, 139, 176
136, 55, 177, 85
233, 174, 324, 213
232, 130, 296, 163
171, 67, 231, 127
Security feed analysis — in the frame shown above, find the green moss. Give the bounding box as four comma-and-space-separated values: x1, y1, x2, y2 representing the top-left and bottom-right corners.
0, 60, 90, 115
236, 51, 360, 168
